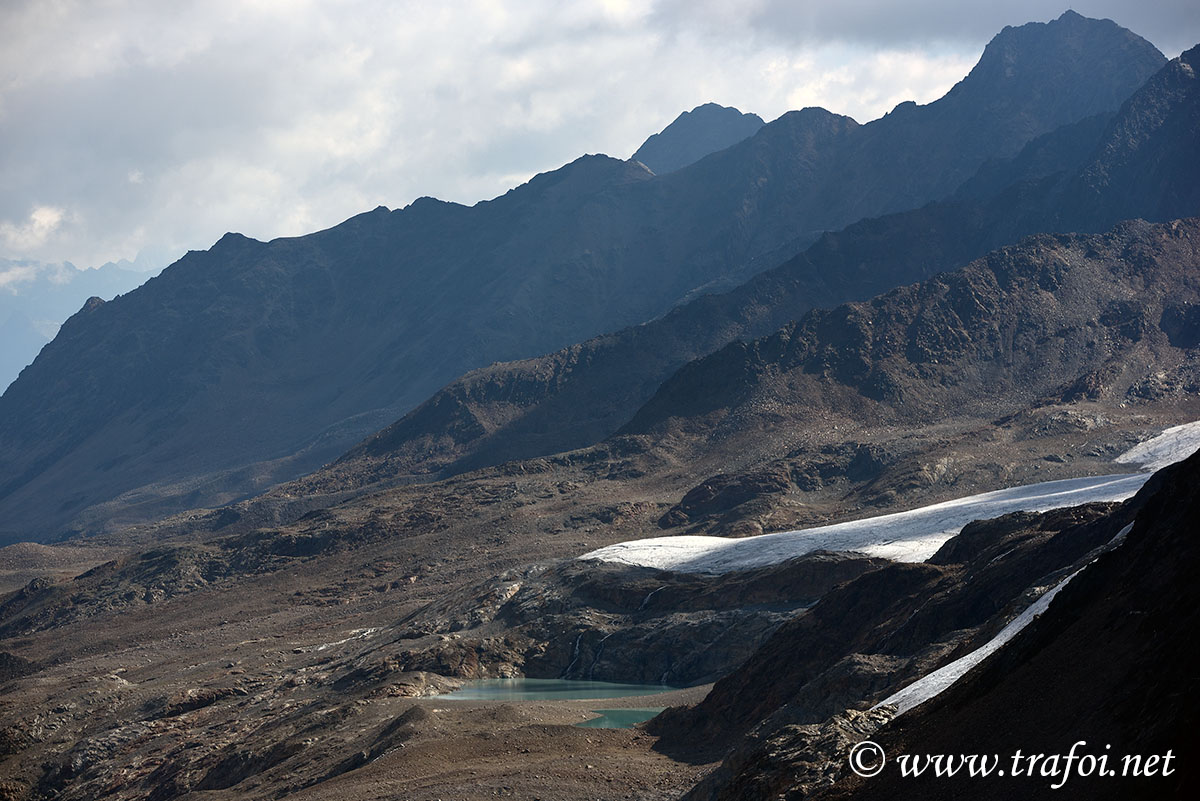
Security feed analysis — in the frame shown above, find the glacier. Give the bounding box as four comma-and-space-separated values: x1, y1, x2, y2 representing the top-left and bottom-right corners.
580, 421, 1199, 574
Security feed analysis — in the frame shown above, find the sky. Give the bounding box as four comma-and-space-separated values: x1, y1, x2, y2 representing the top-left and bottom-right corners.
1, 0, 1196, 274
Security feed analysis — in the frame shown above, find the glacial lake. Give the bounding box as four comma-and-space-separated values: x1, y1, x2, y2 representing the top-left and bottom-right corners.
443, 678, 676, 701
577, 708, 666, 728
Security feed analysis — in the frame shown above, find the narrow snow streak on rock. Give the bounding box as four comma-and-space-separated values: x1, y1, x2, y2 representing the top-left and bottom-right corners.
875, 570, 1079, 715
874, 520, 1134, 715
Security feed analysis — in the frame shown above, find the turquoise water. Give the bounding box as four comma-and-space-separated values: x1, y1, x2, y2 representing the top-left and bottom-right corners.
577, 708, 665, 729
443, 678, 674, 701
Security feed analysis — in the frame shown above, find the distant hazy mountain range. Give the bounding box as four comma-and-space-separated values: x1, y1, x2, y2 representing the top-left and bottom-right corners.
0, 259, 148, 393
0, 11, 1170, 543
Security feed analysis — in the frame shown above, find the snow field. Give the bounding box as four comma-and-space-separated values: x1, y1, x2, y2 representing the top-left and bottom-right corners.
580, 473, 1149, 573
580, 420, 1199, 574
1115, 419, 1200, 471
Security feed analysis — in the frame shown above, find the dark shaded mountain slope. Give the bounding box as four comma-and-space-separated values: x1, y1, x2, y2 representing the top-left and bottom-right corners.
652, 499, 1137, 759
1062, 43, 1200, 228
750, 451, 1200, 801
658, 452, 1198, 801
314, 42, 1196, 502
632, 103, 765, 175
626, 218, 1200, 450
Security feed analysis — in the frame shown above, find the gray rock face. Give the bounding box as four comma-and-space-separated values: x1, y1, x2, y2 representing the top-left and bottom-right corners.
384, 553, 884, 686
625, 218, 1200, 443
681, 707, 896, 801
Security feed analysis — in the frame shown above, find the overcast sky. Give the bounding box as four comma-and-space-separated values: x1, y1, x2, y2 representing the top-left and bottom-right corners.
1, 0, 1196, 272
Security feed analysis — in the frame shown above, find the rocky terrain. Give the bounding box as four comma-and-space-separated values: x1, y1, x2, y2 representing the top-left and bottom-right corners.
0, 542, 126, 595
384, 552, 884, 685
625, 219, 1200, 456
0, 12, 1166, 544
0, 427, 1182, 800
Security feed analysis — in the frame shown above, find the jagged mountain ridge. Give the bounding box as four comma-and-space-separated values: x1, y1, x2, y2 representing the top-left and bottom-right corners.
0, 12, 1164, 543
826, 10, 1168, 219
631, 102, 765, 175
625, 218, 1200, 457
312, 42, 1198, 507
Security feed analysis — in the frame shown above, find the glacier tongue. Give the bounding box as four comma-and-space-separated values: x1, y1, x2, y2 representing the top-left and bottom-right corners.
580, 473, 1149, 574
581, 419, 1200, 575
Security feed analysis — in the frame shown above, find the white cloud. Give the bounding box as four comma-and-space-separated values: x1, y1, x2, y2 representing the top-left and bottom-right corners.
0, 257, 75, 292
0, 261, 41, 292
759, 46, 976, 118
0, 206, 69, 252
0, 0, 1193, 269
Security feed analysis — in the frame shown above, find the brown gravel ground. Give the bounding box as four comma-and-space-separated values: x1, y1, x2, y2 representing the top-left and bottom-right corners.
284, 687, 716, 801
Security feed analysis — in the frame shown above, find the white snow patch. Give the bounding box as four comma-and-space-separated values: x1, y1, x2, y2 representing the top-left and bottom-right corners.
1116, 420, 1200, 471
292, 627, 382, 653
580, 474, 1149, 574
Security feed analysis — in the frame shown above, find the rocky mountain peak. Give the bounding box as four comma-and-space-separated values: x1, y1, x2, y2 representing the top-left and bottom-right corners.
632, 103, 765, 175
947, 10, 1165, 112
498, 153, 653, 205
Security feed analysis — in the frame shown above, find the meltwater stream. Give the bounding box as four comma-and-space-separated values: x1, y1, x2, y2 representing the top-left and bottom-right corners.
442, 678, 674, 728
